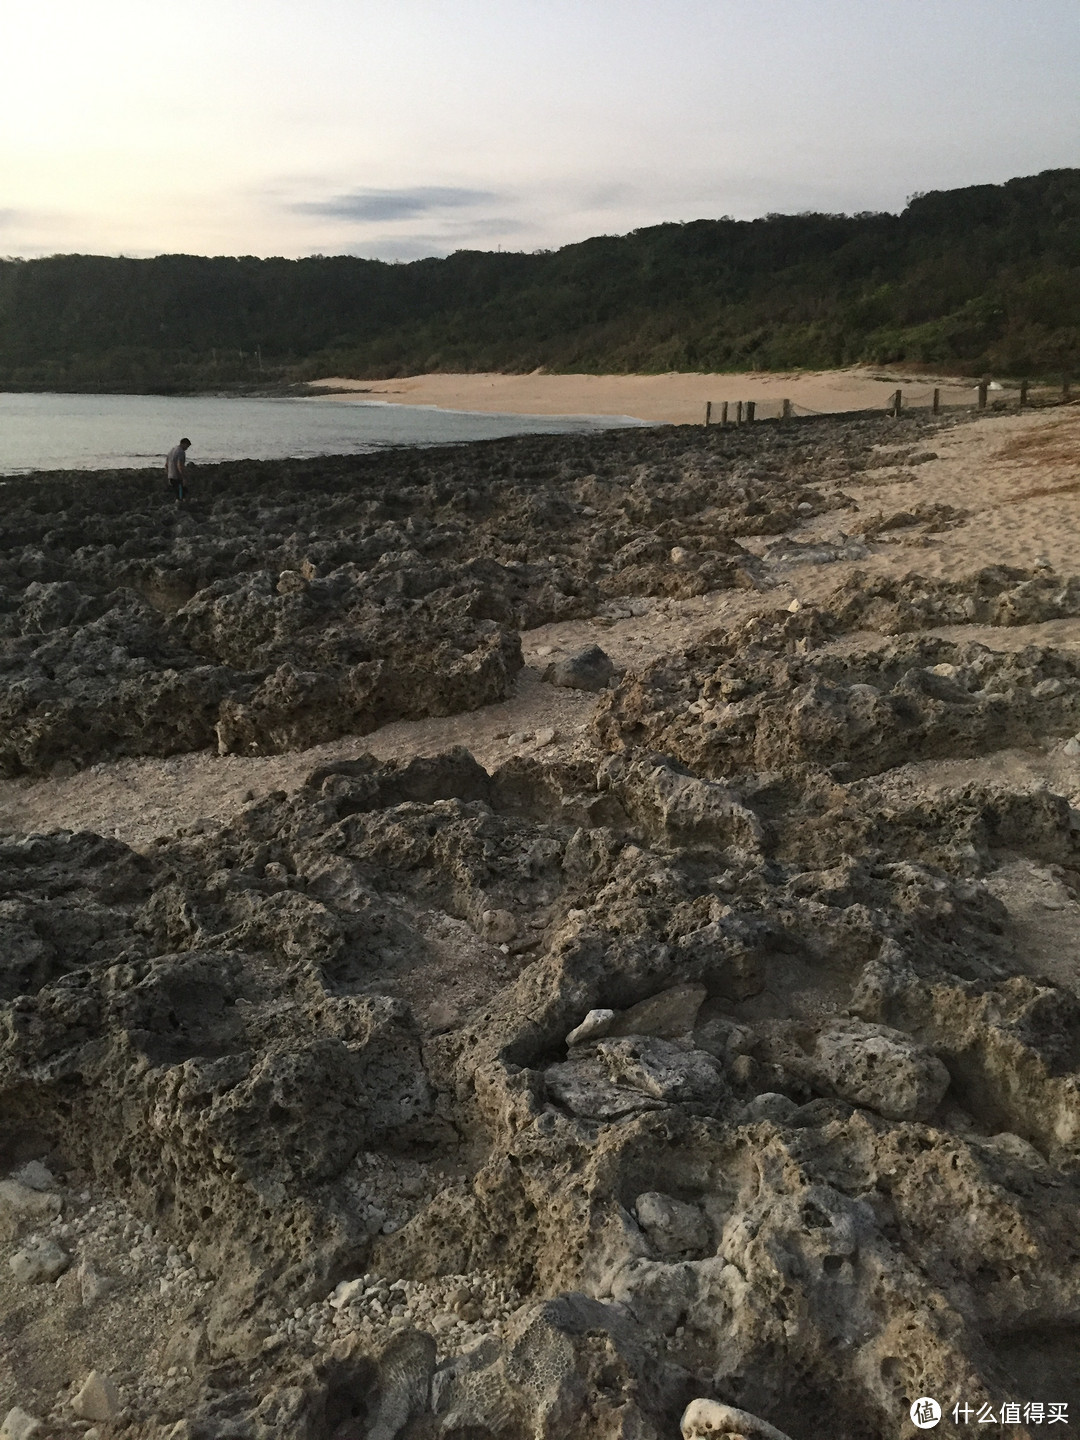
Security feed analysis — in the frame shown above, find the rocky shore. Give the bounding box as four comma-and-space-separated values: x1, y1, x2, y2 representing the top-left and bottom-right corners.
0, 419, 875, 776
3, 411, 1080, 1439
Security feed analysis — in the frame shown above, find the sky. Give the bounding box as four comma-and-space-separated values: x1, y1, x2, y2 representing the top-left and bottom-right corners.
2, 0, 1079, 262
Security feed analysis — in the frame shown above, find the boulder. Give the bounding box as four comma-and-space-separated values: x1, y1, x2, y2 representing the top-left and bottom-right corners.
10, 1161, 56, 1191
611, 758, 763, 851
634, 1192, 710, 1256
813, 1019, 950, 1121
543, 1061, 664, 1122
609, 984, 707, 1040
740, 1092, 798, 1125
0, 1180, 61, 1241
593, 1036, 725, 1106
9, 1237, 69, 1284
565, 1008, 615, 1047
546, 1036, 726, 1121
480, 908, 518, 944
543, 645, 615, 691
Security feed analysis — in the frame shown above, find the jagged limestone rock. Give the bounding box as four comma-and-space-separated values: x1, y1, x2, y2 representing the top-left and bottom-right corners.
812, 1019, 951, 1121
71, 1370, 121, 1423
681, 1398, 796, 1440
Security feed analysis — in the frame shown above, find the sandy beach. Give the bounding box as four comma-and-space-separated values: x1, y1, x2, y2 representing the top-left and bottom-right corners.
309, 365, 985, 425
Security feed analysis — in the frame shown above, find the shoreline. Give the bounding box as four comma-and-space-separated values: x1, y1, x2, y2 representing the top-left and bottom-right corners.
0, 367, 1031, 431
305, 365, 987, 425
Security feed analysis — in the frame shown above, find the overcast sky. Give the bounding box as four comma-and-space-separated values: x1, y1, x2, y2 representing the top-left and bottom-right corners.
2, 0, 1078, 261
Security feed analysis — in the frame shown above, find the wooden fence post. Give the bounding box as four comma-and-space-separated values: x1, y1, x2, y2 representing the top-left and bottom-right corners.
720, 402, 728, 427
932, 388, 940, 415
705, 401, 712, 427
977, 381, 988, 410
736, 401, 744, 425
1020, 380, 1029, 408
890, 389, 902, 416
782, 398, 792, 421
746, 401, 756, 423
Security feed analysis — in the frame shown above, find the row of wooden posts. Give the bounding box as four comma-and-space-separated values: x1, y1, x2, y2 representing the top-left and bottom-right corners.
704, 399, 793, 426
886, 378, 1073, 417
705, 379, 1074, 425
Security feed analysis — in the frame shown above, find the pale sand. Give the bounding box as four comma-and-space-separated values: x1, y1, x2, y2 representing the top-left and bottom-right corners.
828, 403, 1080, 579
3, 402, 1080, 848
308, 366, 982, 425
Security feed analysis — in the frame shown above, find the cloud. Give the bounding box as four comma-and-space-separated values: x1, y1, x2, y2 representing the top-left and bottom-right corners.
292, 185, 499, 223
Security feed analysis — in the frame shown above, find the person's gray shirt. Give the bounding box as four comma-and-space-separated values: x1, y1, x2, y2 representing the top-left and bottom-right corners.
166, 443, 187, 480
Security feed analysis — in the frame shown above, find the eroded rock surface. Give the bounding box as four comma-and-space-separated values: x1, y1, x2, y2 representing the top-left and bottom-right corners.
0, 416, 884, 776
3, 412, 1080, 1439
2, 734, 1080, 1436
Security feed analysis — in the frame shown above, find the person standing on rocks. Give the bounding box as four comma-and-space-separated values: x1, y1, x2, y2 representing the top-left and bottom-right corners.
166, 437, 191, 501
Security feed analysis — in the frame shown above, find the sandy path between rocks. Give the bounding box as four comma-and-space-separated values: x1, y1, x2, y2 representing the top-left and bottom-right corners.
0, 592, 777, 850
3, 403, 1080, 851
309, 366, 981, 425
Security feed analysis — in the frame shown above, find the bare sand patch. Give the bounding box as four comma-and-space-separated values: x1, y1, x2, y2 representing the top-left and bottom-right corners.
308, 366, 979, 425
819, 403, 1080, 578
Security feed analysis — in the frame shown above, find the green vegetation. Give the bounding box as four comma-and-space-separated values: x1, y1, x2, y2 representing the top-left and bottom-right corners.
2, 168, 1079, 392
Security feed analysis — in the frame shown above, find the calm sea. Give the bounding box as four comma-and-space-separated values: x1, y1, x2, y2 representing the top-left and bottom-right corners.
0, 391, 648, 477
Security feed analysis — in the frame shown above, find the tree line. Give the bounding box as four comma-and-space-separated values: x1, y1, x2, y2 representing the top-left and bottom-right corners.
1, 167, 1078, 392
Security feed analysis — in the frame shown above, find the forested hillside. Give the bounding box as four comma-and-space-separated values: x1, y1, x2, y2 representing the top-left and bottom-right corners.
1, 168, 1078, 391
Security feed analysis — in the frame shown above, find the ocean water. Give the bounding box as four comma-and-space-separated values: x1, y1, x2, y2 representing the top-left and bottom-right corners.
0, 391, 648, 476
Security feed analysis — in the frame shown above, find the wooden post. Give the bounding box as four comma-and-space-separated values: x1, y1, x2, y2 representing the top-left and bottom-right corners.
736, 401, 744, 425
746, 401, 756, 423
891, 389, 902, 416
782, 398, 792, 421
705, 401, 712, 427
932, 388, 940, 415
977, 381, 988, 410
720, 402, 728, 427
1020, 379, 1029, 407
